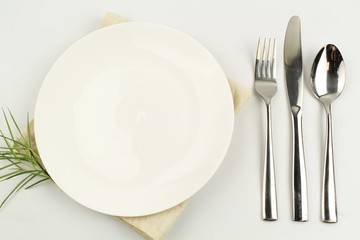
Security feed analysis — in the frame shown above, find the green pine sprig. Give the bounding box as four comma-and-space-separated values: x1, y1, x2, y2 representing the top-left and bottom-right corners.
0, 109, 51, 208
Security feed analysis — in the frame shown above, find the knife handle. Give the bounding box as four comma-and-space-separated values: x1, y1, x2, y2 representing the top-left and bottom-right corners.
291, 111, 308, 221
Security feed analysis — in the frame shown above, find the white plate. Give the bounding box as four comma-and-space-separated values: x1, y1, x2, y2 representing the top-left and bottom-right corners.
35, 22, 234, 216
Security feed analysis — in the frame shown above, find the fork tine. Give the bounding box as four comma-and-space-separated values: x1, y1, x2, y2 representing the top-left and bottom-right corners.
256, 38, 261, 60
266, 38, 271, 78
255, 38, 261, 79
261, 38, 267, 78
271, 38, 276, 79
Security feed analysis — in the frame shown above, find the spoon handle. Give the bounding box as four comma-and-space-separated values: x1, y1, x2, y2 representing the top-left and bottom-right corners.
322, 108, 338, 223
262, 103, 278, 221
291, 111, 308, 221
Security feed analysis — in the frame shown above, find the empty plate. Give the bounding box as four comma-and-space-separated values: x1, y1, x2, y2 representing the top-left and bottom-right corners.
35, 22, 234, 216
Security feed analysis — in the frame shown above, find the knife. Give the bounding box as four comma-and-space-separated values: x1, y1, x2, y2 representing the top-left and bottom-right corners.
284, 16, 309, 222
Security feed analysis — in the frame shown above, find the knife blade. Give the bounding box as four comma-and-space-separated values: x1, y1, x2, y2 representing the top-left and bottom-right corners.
284, 16, 308, 222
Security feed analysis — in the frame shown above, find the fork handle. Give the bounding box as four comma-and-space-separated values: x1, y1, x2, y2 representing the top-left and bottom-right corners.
291, 111, 308, 221
262, 103, 278, 221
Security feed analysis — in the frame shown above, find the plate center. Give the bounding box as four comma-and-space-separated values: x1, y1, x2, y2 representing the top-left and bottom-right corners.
73, 65, 200, 182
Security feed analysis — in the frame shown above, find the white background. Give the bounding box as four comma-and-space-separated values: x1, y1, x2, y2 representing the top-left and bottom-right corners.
0, 0, 358, 239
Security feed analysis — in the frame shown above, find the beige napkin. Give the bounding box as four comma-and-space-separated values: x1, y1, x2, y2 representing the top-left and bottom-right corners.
24, 12, 251, 240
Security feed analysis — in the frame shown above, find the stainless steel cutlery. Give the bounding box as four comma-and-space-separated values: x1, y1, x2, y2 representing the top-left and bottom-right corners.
256, 16, 345, 222
310, 44, 345, 223
284, 16, 308, 222
255, 38, 278, 221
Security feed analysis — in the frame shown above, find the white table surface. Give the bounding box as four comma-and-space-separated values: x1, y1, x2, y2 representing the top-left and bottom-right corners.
0, 0, 358, 239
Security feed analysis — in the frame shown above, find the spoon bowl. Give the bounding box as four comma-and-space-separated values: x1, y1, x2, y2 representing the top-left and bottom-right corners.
310, 44, 345, 223
311, 44, 346, 109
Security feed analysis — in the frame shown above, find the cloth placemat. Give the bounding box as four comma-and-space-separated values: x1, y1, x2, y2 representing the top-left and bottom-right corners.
25, 12, 251, 240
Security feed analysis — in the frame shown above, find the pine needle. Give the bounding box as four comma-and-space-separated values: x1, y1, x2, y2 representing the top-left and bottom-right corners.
0, 109, 51, 208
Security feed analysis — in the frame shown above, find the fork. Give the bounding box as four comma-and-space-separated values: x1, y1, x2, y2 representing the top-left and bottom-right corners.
255, 38, 278, 221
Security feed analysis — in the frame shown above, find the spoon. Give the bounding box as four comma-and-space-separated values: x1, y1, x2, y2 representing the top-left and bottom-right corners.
310, 44, 345, 223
